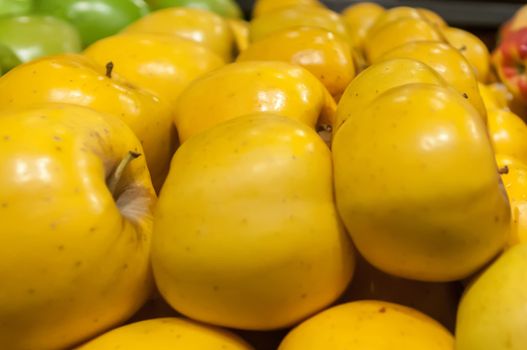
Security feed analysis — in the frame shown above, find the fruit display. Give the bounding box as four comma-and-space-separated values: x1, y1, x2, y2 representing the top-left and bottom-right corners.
173, 61, 335, 142
249, 5, 349, 42
33, 0, 151, 47
0, 54, 176, 191
378, 41, 488, 119
237, 26, 355, 100
2, 1, 527, 349
83, 33, 225, 108
122, 7, 236, 62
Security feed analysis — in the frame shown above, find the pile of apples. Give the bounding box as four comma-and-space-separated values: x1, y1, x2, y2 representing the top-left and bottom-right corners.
0, 0, 243, 74
1, 0, 527, 349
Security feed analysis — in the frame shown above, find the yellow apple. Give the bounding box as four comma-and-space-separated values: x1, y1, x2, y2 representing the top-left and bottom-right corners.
152, 113, 355, 330
333, 83, 510, 281
509, 4, 527, 31
77, 318, 254, 350
496, 155, 527, 246
252, 0, 323, 18
379, 41, 488, 122
367, 6, 445, 37
173, 61, 336, 143
334, 57, 448, 132
0, 54, 175, 191
0, 104, 156, 350
123, 7, 235, 62
84, 33, 225, 109
456, 242, 527, 350
478, 82, 508, 112
341, 2, 385, 49
364, 17, 444, 63
237, 26, 355, 100
250, 6, 349, 42
228, 18, 250, 53
443, 27, 490, 82
279, 301, 454, 350
418, 8, 447, 28
487, 108, 527, 164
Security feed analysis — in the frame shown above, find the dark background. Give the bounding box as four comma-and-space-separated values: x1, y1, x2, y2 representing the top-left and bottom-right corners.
236, 0, 527, 49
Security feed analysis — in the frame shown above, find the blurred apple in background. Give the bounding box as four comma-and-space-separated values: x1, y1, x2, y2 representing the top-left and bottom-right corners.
0, 43, 21, 75
146, 0, 242, 19
493, 28, 527, 109
443, 26, 491, 83
508, 4, 527, 32
0, 15, 81, 65
0, 0, 32, 17
250, 6, 349, 43
228, 18, 250, 53
237, 26, 355, 101
33, 0, 150, 47
341, 2, 385, 51
123, 7, 235, 62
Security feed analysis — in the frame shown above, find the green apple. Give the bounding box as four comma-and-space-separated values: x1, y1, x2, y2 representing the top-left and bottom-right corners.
0, 0, 33, 17
147, 0, 242, 18
33, 0, 150, 47
0, 43, 21, 75
0, 15, 81, 63
456, 242, 527, 350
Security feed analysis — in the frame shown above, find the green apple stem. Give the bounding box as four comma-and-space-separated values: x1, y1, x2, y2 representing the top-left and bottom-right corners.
106, 61, 114, 78
107, 151, 141, 197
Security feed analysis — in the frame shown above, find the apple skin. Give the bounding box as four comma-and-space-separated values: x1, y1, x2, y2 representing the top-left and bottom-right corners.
77, 318, 254, 350
333, 83, 509, 282
34, 0, 150, 47
497, 19, 513, 44
147, 0, 242, 19
493, 27, 527, 105
0, 15, 82, 64
510, 4, 527, 32
122, 7, 235, 62
0, 0, 33, 17
0, 104, 156, 350
0, 54, 176, 191
84, 33, 225, 109
152, 113, 354, 330
173, 61, 336, 143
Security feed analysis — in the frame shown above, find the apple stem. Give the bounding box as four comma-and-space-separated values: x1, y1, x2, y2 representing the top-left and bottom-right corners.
498, 165, 509, 175
106, 61, 114, 79
107, 151, 141, 197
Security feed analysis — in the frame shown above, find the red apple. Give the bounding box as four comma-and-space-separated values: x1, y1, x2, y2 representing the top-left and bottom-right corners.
493, 27, 527, 105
